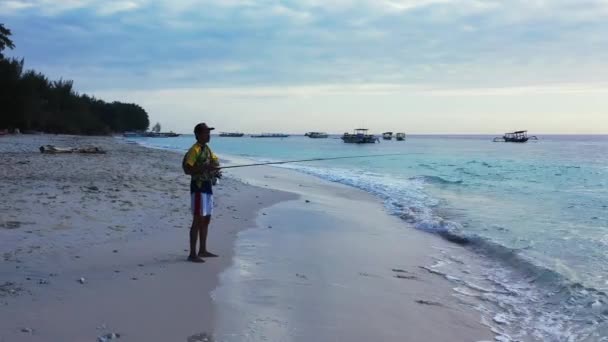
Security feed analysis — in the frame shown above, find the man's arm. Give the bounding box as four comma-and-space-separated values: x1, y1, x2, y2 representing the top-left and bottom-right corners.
184, 163, 218, 175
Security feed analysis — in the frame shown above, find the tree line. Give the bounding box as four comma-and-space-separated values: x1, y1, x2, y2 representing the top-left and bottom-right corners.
0, 23, 149, 135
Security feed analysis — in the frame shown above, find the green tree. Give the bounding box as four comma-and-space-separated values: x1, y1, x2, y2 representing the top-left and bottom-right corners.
0, 23, 150, 134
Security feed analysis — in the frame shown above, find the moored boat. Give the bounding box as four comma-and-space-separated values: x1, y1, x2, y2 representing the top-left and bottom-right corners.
341, 128, 378, 144
493, 130, 538, 143
219, 132, 245, 137
395, 132, 406, 141
305, 132, 329, 138
382, 132, 393, 140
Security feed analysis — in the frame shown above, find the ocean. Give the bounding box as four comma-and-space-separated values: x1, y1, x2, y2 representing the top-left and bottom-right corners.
132, 134, 608, 341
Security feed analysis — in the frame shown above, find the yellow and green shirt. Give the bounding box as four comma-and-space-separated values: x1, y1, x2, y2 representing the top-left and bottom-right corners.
184, 142, 219, 193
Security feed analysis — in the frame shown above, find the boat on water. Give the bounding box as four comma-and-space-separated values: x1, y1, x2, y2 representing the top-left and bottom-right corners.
493, 130, 538, 143
341, 128, 378, 144
382, 132, 393, 140
251, 133, 290, 138
305, 132, 329, 138
396, 132, 406, 141
219, 132, 245, 137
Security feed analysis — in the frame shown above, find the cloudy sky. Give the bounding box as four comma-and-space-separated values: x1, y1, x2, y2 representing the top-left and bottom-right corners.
2, 0, 608, 133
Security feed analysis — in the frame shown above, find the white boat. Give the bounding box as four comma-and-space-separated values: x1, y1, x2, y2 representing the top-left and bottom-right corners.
305, 132, 329, 138
382, 132, 393, 140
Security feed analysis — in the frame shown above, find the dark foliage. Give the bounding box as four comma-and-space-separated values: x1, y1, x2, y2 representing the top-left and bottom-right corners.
0, 23, 149, 134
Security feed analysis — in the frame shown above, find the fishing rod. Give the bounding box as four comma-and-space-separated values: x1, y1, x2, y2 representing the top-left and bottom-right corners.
219, 153, 403, 170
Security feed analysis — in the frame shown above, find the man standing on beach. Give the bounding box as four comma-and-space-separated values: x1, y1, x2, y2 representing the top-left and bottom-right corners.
183, 123, 220, 263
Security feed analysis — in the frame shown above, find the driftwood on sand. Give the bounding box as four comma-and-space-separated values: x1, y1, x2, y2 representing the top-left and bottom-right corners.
39, 145, 106, 154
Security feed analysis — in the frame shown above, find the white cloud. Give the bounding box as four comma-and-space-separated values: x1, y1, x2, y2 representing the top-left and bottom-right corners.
97, 1, 142, 16
0, 0, 34, 14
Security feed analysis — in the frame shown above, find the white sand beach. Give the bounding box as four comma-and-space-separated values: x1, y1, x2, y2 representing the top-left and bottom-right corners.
0, 135, 493, 341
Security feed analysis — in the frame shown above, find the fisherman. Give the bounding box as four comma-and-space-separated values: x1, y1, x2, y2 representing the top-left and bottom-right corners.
183, 123, 221, 263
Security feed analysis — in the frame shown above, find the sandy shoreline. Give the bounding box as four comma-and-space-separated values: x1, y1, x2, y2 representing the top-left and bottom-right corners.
0, 135, 493, 341
0, 135, 295, 341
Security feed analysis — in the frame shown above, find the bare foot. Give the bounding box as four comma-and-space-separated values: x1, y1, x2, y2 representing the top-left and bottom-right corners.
187, 255, 205, 263
198, 251, 219, 258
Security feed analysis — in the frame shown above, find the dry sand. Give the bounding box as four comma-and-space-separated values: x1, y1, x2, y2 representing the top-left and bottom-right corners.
0, 135, 493, 342
0, 135, 294, 341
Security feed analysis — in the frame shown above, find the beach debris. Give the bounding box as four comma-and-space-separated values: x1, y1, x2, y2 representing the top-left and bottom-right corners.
0, 282, 22, 297
0, 221, 21, 229
21, 327, 33, 333
415, 299, 443, 307
38, 279, 49, 285
392, 268, 417, 279
395, 274, 417, 280
39, 145, 106, 154
83, 185, 99, 192
296, 273, 308, 280
97, 332, 121, 341
78, 277, 86, 284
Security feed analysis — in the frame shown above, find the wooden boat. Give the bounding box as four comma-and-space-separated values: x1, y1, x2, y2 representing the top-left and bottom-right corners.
251, 133, 290, 138
382, 132, 393, 140
493, 130, 538, 143
341, 128, 378, 144
396, 132, 406, 141
305, 132, 329, 138
219, 132, 245, 137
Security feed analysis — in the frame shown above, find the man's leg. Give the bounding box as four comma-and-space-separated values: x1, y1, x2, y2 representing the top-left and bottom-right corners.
188, 193, 205, 263
198, 215, 218, 257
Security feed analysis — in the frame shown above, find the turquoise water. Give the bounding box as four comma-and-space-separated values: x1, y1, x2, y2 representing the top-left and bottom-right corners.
134, 134, 608, 341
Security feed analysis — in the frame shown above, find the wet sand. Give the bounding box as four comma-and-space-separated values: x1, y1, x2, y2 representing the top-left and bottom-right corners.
215, 162, 495, 342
